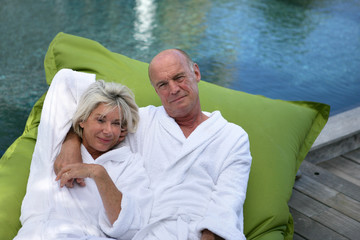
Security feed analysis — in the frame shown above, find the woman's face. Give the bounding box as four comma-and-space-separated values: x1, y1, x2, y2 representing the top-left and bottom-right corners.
80, 103, 121, 159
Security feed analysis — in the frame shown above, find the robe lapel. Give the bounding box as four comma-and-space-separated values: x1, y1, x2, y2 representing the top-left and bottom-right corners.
157, 107, 186, 143
157, 110, 228, 184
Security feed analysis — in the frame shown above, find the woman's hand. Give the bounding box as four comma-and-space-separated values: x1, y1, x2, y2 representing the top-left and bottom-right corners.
56, 163, 100, 188
56, 163, 123, 225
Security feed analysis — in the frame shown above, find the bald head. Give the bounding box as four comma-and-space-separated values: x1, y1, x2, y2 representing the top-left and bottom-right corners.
148, 49, 194, 84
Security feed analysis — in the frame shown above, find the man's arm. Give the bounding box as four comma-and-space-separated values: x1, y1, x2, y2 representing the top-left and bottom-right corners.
197, 132, 252, 240
54, 128, 84, 187
54, 127, 128, 188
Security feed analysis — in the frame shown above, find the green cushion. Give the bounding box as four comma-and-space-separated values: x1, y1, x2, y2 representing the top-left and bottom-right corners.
0, 32, 330, 240
0, 93, 45, 240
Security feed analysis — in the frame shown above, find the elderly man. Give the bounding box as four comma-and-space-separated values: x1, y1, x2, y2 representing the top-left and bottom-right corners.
55, 49, 252, 240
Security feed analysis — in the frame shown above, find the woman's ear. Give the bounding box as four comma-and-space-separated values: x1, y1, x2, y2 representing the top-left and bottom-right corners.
79, 121, 85, 128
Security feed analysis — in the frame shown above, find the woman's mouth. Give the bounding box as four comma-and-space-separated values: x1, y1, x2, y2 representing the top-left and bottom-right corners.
98, 137, 112, 144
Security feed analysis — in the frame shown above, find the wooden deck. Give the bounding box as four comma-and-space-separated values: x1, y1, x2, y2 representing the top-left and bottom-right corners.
289, 107, 360, 240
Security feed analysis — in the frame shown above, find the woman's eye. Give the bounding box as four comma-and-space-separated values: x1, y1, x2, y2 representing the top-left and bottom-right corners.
97, 118, 105, 123
113, 122, 121, 126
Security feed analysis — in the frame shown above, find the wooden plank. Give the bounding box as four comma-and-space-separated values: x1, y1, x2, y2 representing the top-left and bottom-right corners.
327, 193, 360, 222
289, 189, 360, 239
299, 160, 360, 201
290, 208, 348, 240
318, 156, 360, 187
323, 156, 360, 179
289, 189, 328, 217
343, 147, 360, 164
294, 175, 360, 222
293, 233, 307, 240
294, 175, 338, 202
312, 208, 360, 240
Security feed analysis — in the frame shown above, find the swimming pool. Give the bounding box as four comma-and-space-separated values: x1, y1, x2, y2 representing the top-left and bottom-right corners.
1, 0, 359, 155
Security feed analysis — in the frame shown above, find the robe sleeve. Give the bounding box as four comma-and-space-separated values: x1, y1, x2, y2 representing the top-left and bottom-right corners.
19, 69, 95, 224
33, 68, 96, 169
98, 152, 153, 240
196, 130, 252, 240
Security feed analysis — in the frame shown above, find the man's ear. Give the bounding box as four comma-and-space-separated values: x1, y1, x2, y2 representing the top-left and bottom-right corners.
193, 63, 201, 83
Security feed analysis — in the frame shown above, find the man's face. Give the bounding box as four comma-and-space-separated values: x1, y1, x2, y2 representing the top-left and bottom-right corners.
149, 51, 201, 119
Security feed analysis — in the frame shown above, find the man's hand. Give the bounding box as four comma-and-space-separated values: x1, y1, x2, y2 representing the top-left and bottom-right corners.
117, 127, 128, 145
201, 229, 216, 240
54, 129, 84, 188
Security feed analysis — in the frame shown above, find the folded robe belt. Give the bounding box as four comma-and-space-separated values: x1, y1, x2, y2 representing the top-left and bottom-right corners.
133, 208, 198, 240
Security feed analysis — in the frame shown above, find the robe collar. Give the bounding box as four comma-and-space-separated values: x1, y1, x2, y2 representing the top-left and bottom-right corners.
157, 106, 228, 168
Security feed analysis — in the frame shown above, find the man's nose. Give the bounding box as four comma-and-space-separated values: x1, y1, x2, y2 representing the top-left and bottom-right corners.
169, 81, 180, 94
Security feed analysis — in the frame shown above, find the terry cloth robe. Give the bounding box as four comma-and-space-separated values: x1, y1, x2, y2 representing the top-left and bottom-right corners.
126, 106, 252, 240
15, 69, 152, 240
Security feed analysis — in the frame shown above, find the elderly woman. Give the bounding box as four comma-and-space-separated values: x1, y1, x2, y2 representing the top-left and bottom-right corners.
14, 69, 152, 240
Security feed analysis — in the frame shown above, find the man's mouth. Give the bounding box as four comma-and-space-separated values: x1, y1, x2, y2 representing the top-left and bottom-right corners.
169, 95, 186, 103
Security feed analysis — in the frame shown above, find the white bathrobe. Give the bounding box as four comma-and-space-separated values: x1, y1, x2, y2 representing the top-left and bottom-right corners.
15, 69, 152, 240
126, 106, 252, 240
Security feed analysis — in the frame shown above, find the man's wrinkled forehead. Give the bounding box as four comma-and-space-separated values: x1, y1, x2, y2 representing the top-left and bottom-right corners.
149, 50, 187, 81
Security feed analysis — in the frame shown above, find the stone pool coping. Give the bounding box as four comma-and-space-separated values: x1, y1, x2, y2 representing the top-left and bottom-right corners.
306, 106, 360, 164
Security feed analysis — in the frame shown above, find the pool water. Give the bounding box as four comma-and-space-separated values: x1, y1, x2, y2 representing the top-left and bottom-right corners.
1, 0, 359, 156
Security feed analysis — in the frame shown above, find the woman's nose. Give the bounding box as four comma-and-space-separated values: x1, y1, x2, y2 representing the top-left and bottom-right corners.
102, 122, 112, 134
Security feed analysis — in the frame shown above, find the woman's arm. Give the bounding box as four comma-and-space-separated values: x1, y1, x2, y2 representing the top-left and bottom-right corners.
56, 163, 122, 224
92, 165, 123, 224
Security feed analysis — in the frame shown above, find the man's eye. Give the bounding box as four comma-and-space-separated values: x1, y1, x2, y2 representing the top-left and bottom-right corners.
158, 83, 167, 88
175, 75, 185, 81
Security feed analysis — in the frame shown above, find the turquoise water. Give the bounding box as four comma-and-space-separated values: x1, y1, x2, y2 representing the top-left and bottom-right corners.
1, 0, 360, 156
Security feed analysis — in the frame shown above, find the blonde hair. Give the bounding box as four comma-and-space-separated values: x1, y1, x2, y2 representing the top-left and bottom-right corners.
72, 80, 139, 138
